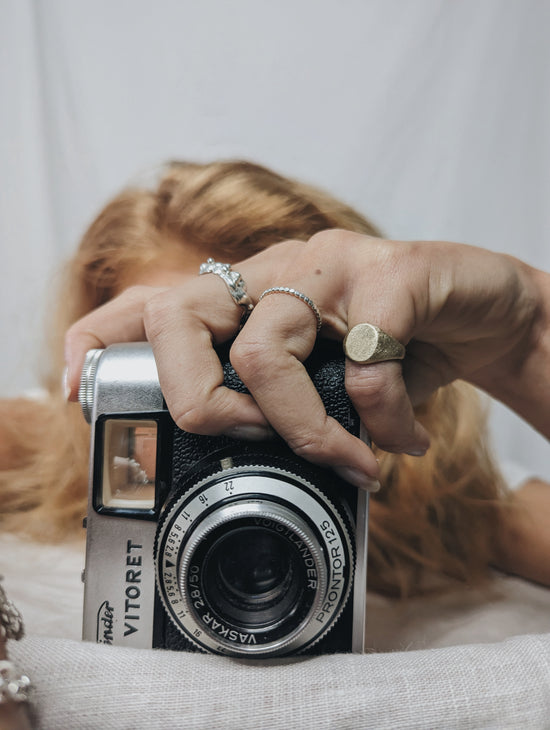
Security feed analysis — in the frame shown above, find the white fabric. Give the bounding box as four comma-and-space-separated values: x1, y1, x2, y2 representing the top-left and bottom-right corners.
1, 0, 549, 478
11, 633, 550, 730
2, 531, 550, 728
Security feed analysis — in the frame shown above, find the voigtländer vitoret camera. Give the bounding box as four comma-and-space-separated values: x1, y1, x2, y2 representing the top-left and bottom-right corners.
79, 340, 371, 657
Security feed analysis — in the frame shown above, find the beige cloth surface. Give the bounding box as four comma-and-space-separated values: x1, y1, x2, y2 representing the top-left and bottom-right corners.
2, 533, 550, 728
10, 632, 550, 730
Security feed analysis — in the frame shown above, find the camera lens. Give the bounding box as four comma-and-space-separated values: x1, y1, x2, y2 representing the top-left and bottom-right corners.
180, 506, 321, 648
214, 529, 288, 598
202, 526, 304, 629
156, 464, 354, 657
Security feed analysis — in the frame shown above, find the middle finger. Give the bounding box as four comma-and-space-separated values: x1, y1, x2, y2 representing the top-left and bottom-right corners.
144, 275, 270, 437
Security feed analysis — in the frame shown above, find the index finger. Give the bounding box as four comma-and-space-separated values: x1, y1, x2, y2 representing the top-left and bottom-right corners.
143, 276, 271, 437
64, 285, 159, 399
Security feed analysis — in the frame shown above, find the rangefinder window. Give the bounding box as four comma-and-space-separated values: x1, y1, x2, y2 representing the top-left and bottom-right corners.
100, 419, 157, 511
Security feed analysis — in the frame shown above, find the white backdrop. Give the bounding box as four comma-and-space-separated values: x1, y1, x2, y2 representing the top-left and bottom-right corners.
1, 0, 548, 475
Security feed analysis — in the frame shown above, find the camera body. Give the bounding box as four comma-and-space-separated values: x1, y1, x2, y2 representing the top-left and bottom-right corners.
80, 341, 370, 657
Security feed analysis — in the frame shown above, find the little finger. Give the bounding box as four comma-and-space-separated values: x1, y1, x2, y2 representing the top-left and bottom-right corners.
345, 360, 430, 455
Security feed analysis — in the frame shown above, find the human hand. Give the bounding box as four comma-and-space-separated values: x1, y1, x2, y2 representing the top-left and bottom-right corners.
64, 230, 547, 488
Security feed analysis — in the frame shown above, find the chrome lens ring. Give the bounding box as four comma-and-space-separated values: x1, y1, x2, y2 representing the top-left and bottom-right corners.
178, 500, 327, 654
156, 465, 354, 657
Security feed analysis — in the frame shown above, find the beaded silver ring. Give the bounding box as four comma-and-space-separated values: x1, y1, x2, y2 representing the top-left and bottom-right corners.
258, 287, 322, 332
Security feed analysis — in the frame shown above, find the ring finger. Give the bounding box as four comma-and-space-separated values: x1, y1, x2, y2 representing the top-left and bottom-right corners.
230, 288, 380, 487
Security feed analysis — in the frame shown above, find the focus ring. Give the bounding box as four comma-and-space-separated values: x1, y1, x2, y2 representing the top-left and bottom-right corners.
156, 461, 354, 657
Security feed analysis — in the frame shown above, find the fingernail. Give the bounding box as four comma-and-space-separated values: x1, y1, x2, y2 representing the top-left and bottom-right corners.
404, 447, 428, 457
224, 424, 275, 441
62, 366, 71, 401
333, 466, 380, 492
413, 421, 431, 453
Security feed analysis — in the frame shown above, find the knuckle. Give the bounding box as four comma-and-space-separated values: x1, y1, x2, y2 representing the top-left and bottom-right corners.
142, 290, 174, 340
172, 389, 236, 435
120, 284, 150, 301
286, 429, 329, 460
307, 228, 365, 259
230, 338, 272, 380
64, 319, 99, 352
172, 403, 210, 434
345, 365, 395, 409
116, 284, 160, 313
308, 228, 344, 250
142, 303, 162, 341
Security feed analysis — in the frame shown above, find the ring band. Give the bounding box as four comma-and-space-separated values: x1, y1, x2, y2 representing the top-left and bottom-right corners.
199, 258, 254, 323
343, 323, 405, 364
259, 287, 322, 332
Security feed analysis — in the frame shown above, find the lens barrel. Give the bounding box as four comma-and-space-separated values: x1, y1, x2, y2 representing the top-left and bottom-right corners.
156, 461, 354, 657
201, 524, 308, 629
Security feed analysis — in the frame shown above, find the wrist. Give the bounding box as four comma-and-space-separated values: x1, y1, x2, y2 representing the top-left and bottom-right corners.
474, 262, 550, 438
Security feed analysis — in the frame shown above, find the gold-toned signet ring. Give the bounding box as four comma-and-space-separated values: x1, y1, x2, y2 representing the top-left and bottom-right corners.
343, 323, 406, 364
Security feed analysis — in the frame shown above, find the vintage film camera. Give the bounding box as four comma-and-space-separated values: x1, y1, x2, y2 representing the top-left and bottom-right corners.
80, 341, 371, 657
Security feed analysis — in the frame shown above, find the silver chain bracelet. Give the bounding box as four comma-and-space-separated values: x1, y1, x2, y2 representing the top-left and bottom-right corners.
0, 578, 32, 705
0, 660, 32, 704
0, 580, 24, 642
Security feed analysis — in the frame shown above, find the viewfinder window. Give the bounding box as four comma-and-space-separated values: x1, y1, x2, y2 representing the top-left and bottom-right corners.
101, 420, 157, 511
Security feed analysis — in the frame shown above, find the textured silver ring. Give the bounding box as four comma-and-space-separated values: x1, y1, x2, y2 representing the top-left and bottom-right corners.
199, 258, 254, 324
258, 287, 322, 332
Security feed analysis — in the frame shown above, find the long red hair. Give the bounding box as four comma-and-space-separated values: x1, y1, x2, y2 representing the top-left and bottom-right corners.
0, 160, 506, 596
